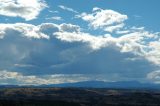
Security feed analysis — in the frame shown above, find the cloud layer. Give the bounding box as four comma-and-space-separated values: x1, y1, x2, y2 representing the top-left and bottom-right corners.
0, 7, 160, 85
0, 70, 91, 85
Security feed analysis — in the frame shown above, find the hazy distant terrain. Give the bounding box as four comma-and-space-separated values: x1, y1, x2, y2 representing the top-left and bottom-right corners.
0, 87, 160, 106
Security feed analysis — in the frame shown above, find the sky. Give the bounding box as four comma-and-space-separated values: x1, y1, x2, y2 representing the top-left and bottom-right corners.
0, 0, 160, 85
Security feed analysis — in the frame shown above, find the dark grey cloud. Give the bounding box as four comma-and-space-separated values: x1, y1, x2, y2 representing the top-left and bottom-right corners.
0, 22, 159, 84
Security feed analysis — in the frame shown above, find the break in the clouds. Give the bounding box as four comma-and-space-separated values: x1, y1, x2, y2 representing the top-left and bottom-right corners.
0, 0, 47, 20
0, 0, 160, 85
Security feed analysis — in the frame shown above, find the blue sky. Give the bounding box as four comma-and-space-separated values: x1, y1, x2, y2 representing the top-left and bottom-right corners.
0, 0, 160, 85
1, 0, 160, 31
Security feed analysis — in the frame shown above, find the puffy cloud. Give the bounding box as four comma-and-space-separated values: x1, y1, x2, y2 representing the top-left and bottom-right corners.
0, 22, 84, 76
53, 24, 160, 83
145, 41, 160, 65
0, 23, 49, 39
0, 0, 47, 20
54, 27, 159, 60
39, 23, 81, 34
39, 23, 59, 35
0, 23, 52, 74
55, 31, 159, 80
58, 5, 78, 13
77, 7, 128, 33
0, 9, 160, 84
59, 23, 81, 33
54, 31, 116, 50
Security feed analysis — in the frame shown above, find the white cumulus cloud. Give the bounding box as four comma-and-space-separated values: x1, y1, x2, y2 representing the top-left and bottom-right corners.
77, 7, 128, 33
0, 0, 47, 20
0, 23, 49, 39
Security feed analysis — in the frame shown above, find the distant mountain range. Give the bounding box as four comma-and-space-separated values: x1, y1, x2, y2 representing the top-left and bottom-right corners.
42, 81, 160, 89
0, 81, 160, 89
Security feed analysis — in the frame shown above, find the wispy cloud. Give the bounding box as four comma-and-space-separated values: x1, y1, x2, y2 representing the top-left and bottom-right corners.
58, 5, 78, 13
133, 15, 142, 20
46, 16, 63, 21
48, 10, 59, 13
